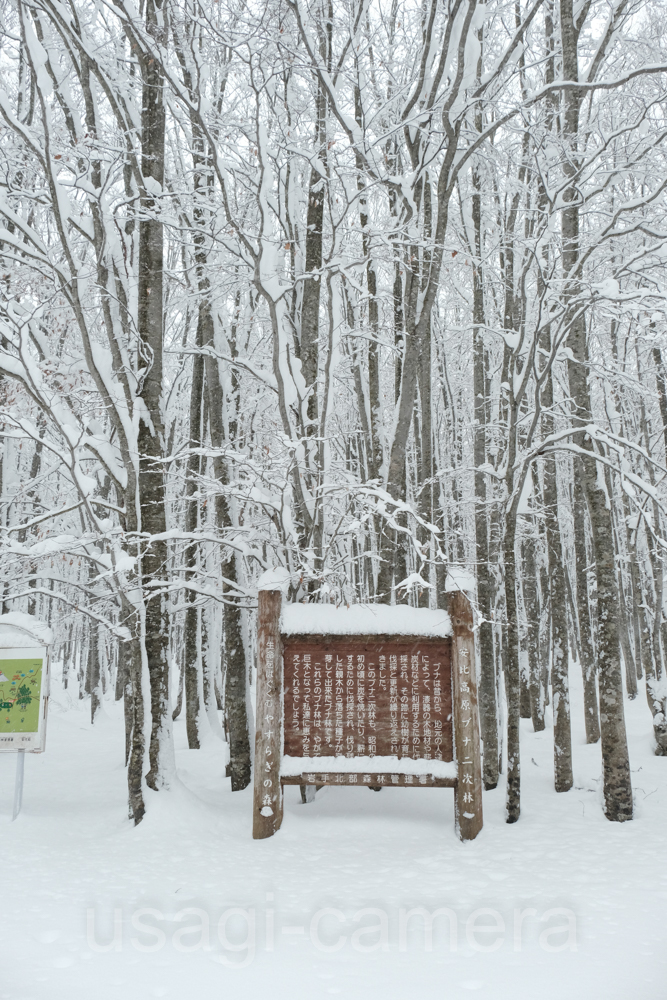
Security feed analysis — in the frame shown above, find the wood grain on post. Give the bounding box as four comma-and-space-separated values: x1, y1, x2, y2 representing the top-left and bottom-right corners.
252, 589, 284, 839
448, 591, 483, 841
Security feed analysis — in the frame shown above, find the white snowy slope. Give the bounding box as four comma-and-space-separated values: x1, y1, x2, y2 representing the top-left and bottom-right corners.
1, 661, 665, 1000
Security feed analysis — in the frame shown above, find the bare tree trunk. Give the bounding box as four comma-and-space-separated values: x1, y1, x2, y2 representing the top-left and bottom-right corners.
183, 321, 205, 749
353, 81, 382, 483
203, 316, 251, 790
89, 622, 101, 724
523, 532, 545, 732
172, 640, 185, 721
616, 562, 638, 699
416, 176, 433, 609
132, 0, 172, 795
471, 155, 499, 787
116, 641, 133, 766
126, 629, 146, 822
571, 475, 601, 742
561, 0, 632, 823
637, 560, 667, 753
541, 333, 573, 780
377, 238, 409, 605
503, 516, 521, 823
520, 537, 534, 721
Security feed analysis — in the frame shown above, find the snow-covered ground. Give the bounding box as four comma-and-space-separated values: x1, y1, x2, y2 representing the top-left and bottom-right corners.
2, 663, 666, 1000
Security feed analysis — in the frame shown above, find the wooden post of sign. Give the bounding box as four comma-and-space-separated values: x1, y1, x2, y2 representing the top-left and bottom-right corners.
252, 589, 284, 839
448, 591, 483, 841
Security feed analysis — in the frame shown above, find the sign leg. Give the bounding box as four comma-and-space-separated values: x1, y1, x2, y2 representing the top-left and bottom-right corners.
252, 589, 284, 839
300, 784, 316, 804
448, 591, 484, 841
12, 749, 25, 821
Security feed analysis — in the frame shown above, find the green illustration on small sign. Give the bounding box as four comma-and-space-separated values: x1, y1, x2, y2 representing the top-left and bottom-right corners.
0, 658, 43, 733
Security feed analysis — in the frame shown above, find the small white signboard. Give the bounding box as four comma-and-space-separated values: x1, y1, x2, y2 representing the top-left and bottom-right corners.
0, 646, 50, 752
0, 614, 52, 755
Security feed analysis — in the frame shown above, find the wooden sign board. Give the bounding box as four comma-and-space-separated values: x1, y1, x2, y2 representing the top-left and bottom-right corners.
283, 636, 453, 761
252, 591, 483, 842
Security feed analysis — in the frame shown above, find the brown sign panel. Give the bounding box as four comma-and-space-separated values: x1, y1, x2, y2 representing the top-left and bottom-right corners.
282, 636, 453, 764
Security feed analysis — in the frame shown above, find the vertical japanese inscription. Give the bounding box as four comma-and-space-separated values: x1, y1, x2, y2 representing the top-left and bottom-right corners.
252, 589, 284, 839
283, 637, 453, 761
302, 652, 311, 756
449, 591, 483, 842
356, 655, 366, 754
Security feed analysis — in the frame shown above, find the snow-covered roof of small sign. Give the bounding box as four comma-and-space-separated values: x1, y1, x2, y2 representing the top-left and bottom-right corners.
281, 603, 452, 637
0, 612, 53, 647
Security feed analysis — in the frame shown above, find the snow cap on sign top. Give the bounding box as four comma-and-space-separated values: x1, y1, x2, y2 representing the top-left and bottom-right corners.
0, 612, 53, 647
444, 565, 475, 593
281, 603, 452, 637
256, 566, 291, 594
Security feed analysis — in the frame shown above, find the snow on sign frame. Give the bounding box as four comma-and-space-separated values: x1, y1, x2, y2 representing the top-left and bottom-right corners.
0, 614, 52, 754
252, 588, 483, 842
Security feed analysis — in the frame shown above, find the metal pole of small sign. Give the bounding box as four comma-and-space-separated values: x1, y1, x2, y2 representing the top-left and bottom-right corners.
12, 749, 25, 821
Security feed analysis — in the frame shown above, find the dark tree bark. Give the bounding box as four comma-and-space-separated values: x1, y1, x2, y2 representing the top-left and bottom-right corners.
541, 329, 573, 782
89, 622, 101, 724
503, 515, 521, 823
561, 0, 632, 820
183, 319, 205, 749
136, 0, 171, 794
203, 314, 251, 791
471, 153, 499, 787
523, 532, 545, 733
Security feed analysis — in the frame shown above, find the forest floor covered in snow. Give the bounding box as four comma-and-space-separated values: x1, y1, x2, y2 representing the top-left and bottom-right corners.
2, 663, 666, 1000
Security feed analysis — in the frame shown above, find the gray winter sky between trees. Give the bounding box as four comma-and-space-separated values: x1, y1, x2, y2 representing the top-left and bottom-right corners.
0, 0, 666, 827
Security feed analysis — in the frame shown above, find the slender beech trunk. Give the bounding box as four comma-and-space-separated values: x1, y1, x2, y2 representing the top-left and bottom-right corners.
115, 642, 133, 767
571, 471, 601, 743
175, 27, 250, 782
416, 176, 433, 609
637, 557, 667, 752
89, 622, 101, 724
653, 347, 667, 663
183, 321, 205, 749
616, 560, 638, 699
503, 515, 521, 823
471, 151, 499, 786
541, 329, 574, 778
634, 349, 667, 747
136, 0, 171, 793
377, 246, 408, 603
560, 0, 632, 820
523, 532, 546, 732
520, 539, 534, 720
125, 620, 146, 821
300, 34, 329, 582
203, 315, 251, 790
172, 640, 184, 721
544, 476, 573, 787
353, 78, 382, 482
626, 508, 644, 681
